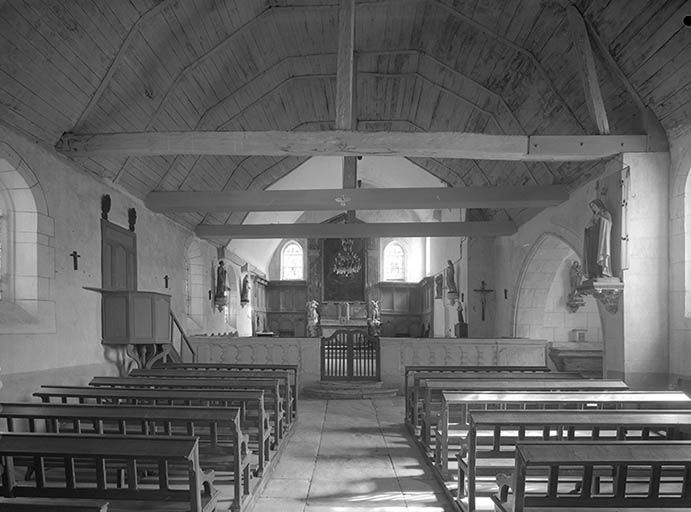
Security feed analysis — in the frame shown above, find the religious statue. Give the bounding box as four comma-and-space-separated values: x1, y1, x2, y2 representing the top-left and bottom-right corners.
445, 260, 458, 295
214, 260, 228, 312
240, 274, 251, 305
569, 260, 583, 295
434, 273, 443, 298
583, 199, 612, 279
367, 299, 381, 337
306, 299, 320, 337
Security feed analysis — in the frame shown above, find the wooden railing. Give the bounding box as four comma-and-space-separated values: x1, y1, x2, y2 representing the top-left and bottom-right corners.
320, 329, 380, 381
170, 311, 196, 363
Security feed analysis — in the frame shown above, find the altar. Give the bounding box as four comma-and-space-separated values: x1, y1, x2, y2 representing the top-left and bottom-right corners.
319, 301, 368, 337
189, 334, 550, 393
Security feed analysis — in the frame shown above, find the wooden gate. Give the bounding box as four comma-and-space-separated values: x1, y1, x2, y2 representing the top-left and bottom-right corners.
320, 329, 380, 381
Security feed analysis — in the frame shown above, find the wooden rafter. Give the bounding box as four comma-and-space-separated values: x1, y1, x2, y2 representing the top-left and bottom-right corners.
195, 221, 517, 239
145, 185, 569, 213
565, 5, 610, 134
55, 131, 649, 161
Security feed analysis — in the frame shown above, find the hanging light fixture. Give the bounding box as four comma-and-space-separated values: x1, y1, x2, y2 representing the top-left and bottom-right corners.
332, 238, 361, 277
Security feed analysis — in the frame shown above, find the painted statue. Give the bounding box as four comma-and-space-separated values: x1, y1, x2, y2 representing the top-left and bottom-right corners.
306, 299, 320, 337
445, 260, 458, 294
583, 199, 612, 279
368, 299, 381, 337
240, 274, 251, 304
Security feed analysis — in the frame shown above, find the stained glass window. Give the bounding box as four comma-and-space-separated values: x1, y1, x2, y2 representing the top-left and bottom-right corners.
384, 241, 405, 281
281, 241, 303, 280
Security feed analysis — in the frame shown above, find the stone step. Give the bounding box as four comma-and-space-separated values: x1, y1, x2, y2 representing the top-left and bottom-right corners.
300, 381, 398, 399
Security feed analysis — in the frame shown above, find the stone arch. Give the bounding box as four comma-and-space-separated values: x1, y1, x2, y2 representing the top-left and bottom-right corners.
184, 238, 206, 331
513, 233, 602, 343
0, 141, 54, 331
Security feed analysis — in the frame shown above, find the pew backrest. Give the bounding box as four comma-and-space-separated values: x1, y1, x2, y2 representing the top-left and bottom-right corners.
497, 441, 691, 511
0, 433, 216, 512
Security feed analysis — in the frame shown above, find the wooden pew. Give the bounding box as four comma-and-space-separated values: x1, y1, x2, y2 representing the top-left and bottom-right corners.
435, 391, 691, 486
406, 367, 577, 431
129, 369, 294, 428
0, 402, 251, 512
0, 498, 109, 511
459, 409, 691, 512
0, 433, 218, 512
418, 379, 628, 447
89, 377, 285, 445
162, 363, 299, 421
493, 440, 691, 511
33, 386, 271, 476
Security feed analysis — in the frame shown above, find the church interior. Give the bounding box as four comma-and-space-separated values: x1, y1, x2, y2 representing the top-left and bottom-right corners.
1, 0, 691, 511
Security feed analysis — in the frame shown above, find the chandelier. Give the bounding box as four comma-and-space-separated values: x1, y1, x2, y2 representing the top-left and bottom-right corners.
332, 238, 361, 277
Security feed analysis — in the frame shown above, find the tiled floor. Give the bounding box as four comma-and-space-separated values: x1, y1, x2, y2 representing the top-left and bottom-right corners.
249, 397, 455, 512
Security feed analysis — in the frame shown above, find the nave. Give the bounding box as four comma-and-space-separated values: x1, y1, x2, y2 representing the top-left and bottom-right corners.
251, 398, 452, 512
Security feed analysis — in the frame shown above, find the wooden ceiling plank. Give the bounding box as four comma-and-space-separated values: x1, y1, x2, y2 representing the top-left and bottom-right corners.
566, 5, 610, 134
146, 184, 569, 213
195, 220, 517, 239
55, 130, 649, 160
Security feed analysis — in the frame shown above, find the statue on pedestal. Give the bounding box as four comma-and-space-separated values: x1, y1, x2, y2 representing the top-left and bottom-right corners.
445, 260, 458, 295
214, 261, 228, 312
306, 299, 320, 337
367, 299, 381, 337
583, 199, 612, 279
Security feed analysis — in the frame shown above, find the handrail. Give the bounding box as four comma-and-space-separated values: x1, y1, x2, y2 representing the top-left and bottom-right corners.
170, 311, 196, 363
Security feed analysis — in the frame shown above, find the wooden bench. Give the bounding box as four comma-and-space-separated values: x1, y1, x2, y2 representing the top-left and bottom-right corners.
0, 433, 218, 512
436, 391, 691, 485
0, 402, 250, 512
90, 376, 285, 445
493, 440, 691, 511
404, 365, 553, 428
162, 363, 299, 421
34, 386, 272, 476
418, 379, 628, 447
0, 497, 109, 511
459, 409, 691, 512
130, 369, 294, 428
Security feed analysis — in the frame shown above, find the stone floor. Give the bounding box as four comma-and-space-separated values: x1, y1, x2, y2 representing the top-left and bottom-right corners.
249, 397, 456, 512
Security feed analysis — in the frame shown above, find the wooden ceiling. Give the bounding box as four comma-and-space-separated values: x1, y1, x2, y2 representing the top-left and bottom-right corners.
1, 0, 689, 239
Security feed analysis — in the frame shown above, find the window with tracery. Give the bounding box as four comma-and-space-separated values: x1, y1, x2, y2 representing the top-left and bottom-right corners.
281, 241, 304, 280
383, 241, 406, 281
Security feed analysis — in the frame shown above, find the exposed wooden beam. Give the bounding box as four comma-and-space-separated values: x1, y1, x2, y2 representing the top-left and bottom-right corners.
565, 5, 610, 134
146, 185, 569, 213
336, 0, 355, 130
195, 221, 517, 239
55, 131, 649, 161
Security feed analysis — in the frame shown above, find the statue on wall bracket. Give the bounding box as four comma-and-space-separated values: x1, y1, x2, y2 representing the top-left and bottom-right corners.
213, 260, 229, 312
572, 199, 623, 314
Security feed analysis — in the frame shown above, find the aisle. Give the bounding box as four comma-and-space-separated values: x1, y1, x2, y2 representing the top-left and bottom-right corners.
250, 397, 454, 512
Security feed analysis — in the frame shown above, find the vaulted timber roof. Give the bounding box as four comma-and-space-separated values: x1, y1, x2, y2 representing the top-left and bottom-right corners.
0, 0, 689, 239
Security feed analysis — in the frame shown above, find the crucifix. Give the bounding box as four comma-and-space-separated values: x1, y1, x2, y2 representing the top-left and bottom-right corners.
70, 251, 81, 270
473, 280, 494, 321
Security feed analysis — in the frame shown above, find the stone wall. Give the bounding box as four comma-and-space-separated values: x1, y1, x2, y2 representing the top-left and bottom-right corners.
0, 123, 226, 401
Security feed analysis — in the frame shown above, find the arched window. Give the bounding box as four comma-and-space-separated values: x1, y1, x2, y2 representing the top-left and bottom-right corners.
384, 241, 406, 281
281, 241, 304, 280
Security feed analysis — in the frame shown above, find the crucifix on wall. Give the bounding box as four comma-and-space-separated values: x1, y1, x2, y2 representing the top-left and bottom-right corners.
473, 280, 494, 321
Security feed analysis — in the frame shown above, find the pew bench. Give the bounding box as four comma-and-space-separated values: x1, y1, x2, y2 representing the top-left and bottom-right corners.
457, 409, 691, 512
435, 391, 691, 485
404, 365, 553, 428
162, 363, 299, 421
493, 441, 691, 512
90, 376, 285, 446
128, 368, 294, 428
34, 386, 272, 476
0, 402, 251, 511
418, 379, 628, 448
0, 497, 109, 511
0, 433, 218, 512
